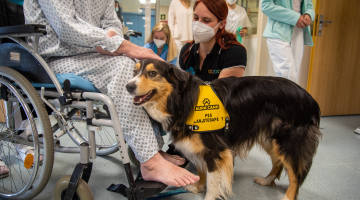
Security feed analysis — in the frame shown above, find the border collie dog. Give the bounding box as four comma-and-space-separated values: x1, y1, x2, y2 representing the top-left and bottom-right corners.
126, 59, 322, 200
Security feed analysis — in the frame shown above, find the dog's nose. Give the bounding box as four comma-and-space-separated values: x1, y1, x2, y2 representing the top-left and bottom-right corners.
126, 83, 137, 93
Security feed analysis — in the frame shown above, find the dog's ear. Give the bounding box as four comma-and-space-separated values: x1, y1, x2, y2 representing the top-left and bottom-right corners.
166, 63, 189, 93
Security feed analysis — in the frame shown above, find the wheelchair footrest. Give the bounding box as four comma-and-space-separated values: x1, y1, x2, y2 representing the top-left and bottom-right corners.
131, 178, 167, 199
107, 171, 167, 200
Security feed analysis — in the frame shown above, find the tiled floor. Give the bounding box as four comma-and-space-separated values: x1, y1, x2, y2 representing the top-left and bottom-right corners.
30, 115, 360, 200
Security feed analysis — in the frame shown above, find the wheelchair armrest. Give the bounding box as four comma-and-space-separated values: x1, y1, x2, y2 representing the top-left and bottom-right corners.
0, 24, 47, 38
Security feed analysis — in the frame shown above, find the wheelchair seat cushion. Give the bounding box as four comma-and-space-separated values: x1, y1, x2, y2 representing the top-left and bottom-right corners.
32, 73, 100, 92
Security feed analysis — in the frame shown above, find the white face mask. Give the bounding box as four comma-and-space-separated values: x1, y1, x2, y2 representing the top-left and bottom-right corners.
115, 8, 119, 12
226, 0, 237, 5
153, 39, 166, 48
192, 21, 221, 44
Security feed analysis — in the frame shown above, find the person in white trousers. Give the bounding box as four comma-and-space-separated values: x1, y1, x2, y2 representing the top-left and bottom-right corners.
261, 0, 315, 83
266, 26, 304, 82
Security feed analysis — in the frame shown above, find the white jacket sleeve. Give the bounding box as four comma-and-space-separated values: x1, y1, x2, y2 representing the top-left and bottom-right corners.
34, 0, 124, 52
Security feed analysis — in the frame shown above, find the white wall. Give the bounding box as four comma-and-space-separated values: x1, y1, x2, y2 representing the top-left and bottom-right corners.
159, 6, 169, 21
242, 35, 258, 76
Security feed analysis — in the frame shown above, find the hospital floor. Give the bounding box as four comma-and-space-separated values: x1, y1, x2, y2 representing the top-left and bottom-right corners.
29, 115, 360, 200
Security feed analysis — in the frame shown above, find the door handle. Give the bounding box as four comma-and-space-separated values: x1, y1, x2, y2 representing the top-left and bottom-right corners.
321, 21, 333, 24
318, 15, 332, 36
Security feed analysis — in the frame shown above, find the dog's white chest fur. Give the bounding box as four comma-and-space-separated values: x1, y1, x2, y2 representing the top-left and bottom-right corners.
143, 101, 171, 130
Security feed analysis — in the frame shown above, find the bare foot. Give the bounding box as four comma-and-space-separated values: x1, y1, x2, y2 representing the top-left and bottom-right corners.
159, 150, 185, 166
141, 152, 199, 187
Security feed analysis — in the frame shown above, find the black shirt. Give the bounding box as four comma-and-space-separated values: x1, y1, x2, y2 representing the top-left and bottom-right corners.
179, 42, 247, 81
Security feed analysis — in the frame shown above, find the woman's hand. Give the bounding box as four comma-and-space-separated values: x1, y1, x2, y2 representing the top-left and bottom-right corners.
302, 14, 312, 26
296, 15, 312, 28
238, 28, 248, 37
239, 29, 246, 37
296, 15, 307, 28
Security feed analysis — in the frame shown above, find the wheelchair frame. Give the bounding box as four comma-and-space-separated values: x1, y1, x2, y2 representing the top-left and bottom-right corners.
0, 25, 166, 200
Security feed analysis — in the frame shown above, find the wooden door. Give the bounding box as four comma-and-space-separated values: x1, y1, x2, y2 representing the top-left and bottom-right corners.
307, 0, 360, 116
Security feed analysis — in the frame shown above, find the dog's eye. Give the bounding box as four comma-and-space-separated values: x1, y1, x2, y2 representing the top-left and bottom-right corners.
133, 70, 138, 75
148, 71, 158, 77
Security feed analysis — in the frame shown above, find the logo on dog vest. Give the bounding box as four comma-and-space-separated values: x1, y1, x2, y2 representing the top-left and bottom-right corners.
186, 85, 229, 132
195, 98, 219, 111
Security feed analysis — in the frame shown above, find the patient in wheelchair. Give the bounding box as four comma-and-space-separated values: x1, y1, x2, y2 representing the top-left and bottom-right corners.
6, 0, 199, 187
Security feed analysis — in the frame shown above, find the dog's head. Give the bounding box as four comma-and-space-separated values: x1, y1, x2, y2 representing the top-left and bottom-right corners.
126, 59, 189, 106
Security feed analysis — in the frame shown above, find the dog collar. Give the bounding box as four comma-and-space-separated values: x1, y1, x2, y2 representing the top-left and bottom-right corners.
185, 83, 230, 133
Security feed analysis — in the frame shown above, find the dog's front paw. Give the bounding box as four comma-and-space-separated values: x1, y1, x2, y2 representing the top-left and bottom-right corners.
185, 184, 205, 194
254, 176, 275, 186
280, 196, 290, 200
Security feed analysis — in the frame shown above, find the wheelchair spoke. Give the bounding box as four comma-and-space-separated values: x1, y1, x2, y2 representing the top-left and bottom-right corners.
97, 127, 116, 149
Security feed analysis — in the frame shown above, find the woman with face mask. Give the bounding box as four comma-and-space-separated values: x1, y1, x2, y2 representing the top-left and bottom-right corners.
144, 22, 178, 66
179, 0, 247, 81
114, 1, 124, 25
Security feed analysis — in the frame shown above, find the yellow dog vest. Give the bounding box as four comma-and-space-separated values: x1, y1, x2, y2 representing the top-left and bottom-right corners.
186, 84, 230, 132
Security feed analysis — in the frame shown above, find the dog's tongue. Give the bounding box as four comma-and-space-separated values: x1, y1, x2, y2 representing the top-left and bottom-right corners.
133, 94, 146, 103
133, 96, 141, 102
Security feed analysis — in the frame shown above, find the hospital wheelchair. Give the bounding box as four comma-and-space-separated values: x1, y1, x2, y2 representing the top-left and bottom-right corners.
0, 23, 167, 200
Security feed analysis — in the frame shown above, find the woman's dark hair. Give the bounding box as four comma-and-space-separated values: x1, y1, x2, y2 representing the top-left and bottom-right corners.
114, 1, 123, 23
182, 0, 245, 62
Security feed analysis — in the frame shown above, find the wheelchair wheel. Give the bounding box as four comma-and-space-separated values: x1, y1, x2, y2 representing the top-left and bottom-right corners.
63, 107, 119, 156
54, 175, 94, 200
0, 66, 54, 199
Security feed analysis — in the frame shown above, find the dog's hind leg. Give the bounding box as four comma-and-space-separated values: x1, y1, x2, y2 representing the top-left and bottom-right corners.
281, 159, 299, 200
257, 140, 299, 200
204, 149, 234, 200
254, 140, 284, 187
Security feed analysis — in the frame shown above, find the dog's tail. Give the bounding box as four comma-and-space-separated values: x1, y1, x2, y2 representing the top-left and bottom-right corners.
289, 94, 322, 186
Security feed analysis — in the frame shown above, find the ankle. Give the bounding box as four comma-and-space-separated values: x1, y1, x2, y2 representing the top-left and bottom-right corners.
141, 152, 163, 170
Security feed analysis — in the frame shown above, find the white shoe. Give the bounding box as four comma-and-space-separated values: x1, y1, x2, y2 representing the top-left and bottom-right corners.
15, 144, 43, 166
355, 127, 360, 135
0, 159, 9, 178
